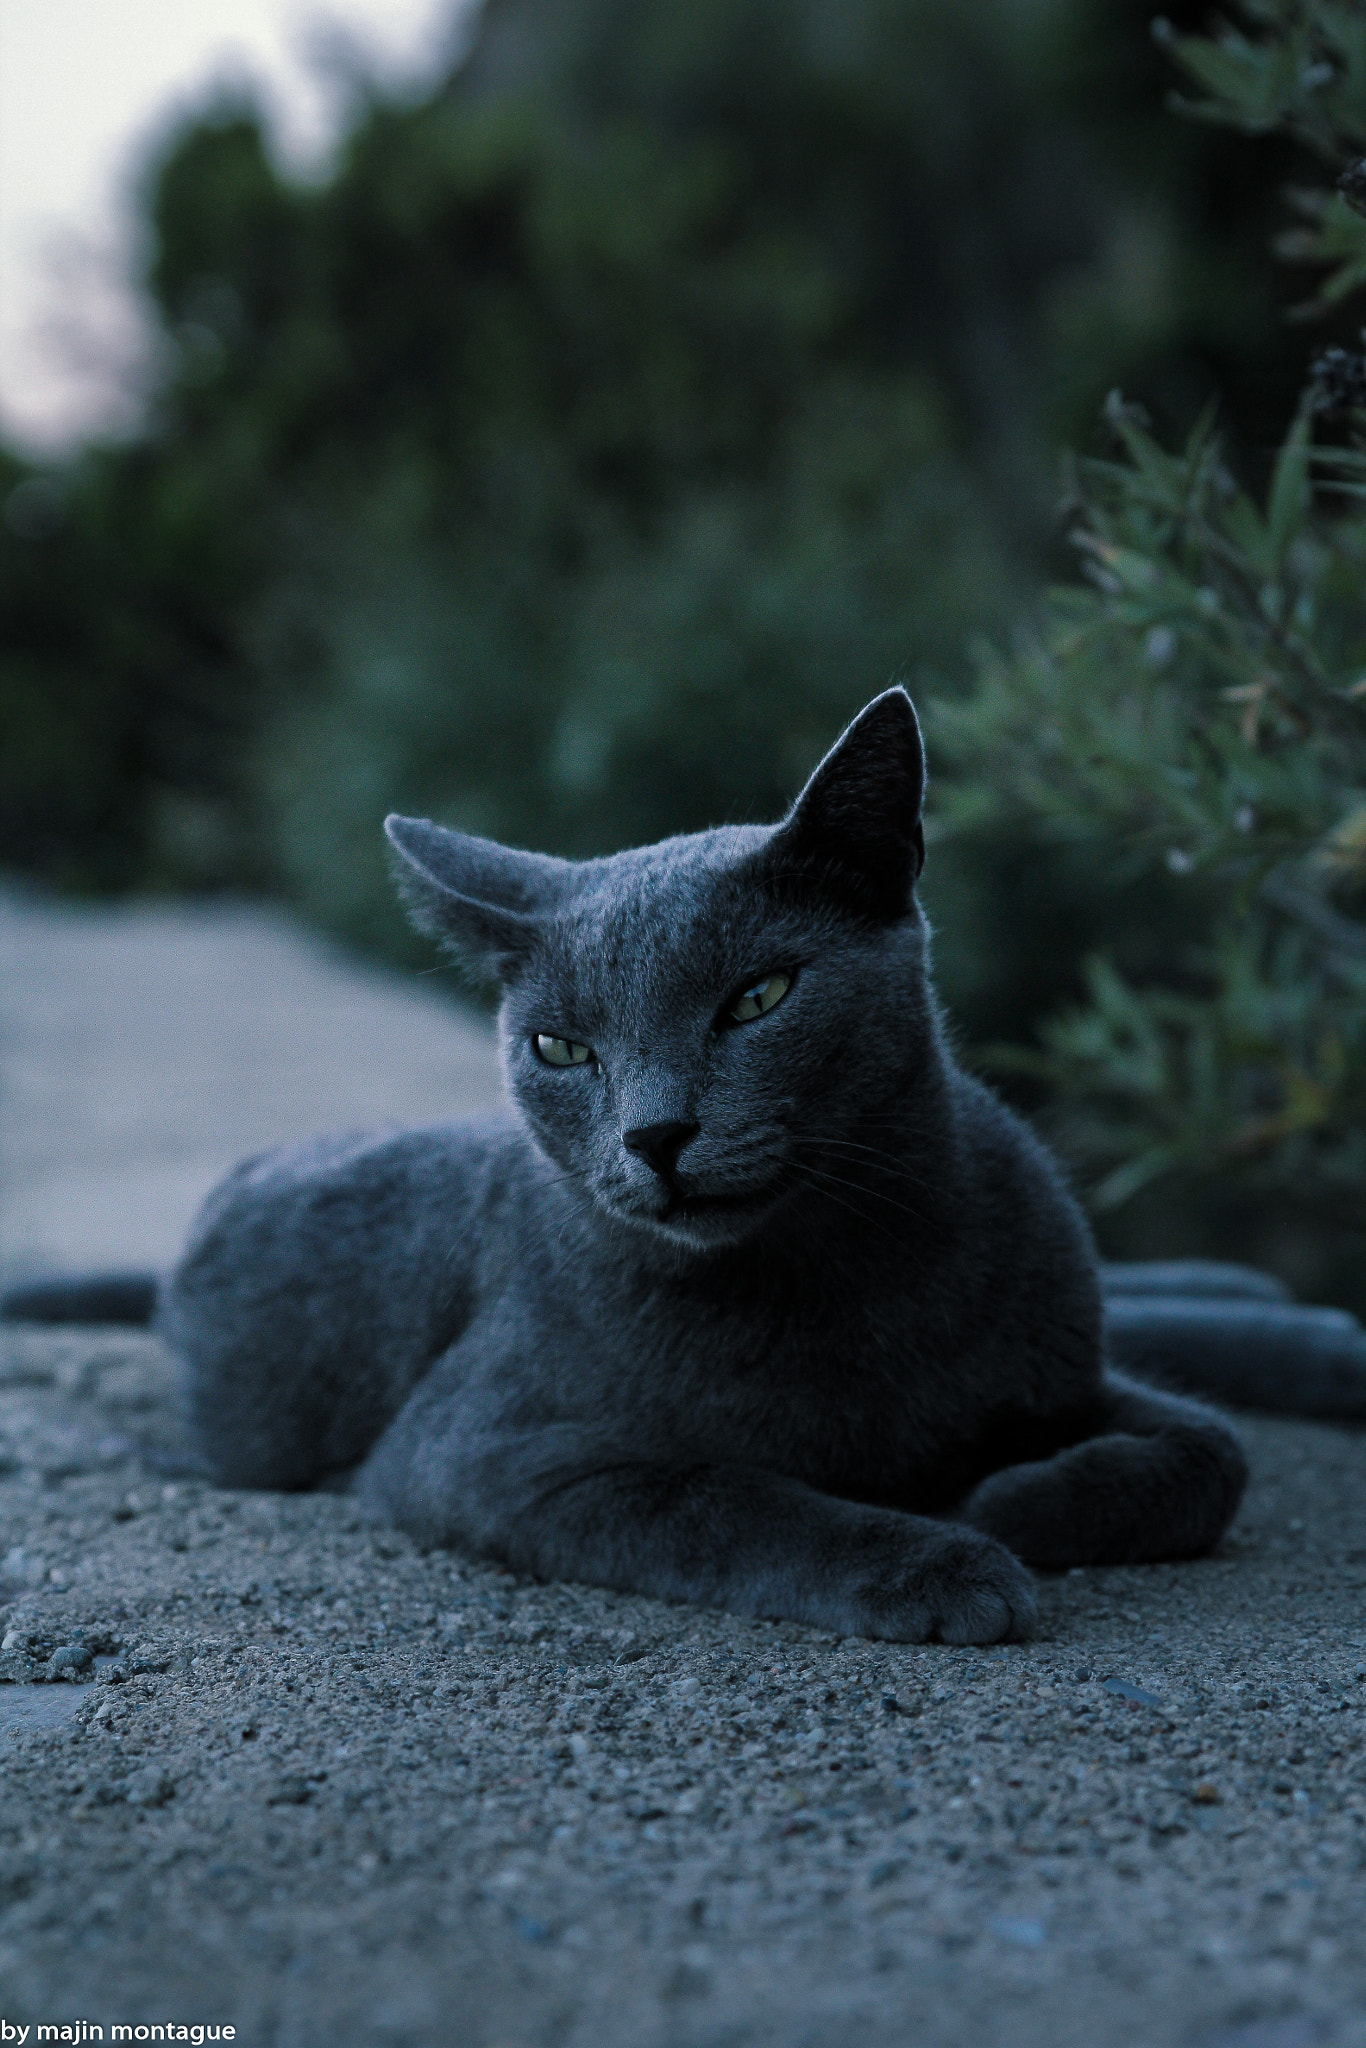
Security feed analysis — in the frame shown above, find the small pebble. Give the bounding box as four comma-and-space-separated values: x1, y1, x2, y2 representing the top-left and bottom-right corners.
49, 1643, 93, 1679
126, 1767, 175, 1810
1102, 1680, 1163, 1710
268, 1774, 313, 1806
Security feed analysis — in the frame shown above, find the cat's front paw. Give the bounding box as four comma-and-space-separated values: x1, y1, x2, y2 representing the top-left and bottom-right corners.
860, 1526, 1037, 1644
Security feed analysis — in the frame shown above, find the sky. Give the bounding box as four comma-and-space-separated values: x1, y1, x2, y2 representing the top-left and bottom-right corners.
0, 0, 474, 455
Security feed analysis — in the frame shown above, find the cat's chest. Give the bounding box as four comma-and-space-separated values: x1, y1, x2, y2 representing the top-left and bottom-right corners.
578, 1264, 982, 1505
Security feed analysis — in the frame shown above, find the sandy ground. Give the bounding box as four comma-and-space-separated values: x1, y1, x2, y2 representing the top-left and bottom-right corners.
1, 888, 1365, 2048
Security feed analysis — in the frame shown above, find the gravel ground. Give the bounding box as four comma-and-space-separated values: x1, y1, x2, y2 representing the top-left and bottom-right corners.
2, 892, 1365, 2048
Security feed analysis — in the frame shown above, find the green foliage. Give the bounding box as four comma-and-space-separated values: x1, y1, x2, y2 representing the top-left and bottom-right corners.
1156, 0, 1366, 315
5, 0, 1366, 1300
0, 0, 1328, 938
936, 0, 1366, 1280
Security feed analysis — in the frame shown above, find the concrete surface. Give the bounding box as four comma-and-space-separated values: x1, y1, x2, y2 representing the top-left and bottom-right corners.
1, 889, 1365, 2048
0, 887, 503, 1289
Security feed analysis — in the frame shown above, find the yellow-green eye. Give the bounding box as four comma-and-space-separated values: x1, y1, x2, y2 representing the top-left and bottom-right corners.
535, 1034, 592, 1067
728, 972, 791, 1025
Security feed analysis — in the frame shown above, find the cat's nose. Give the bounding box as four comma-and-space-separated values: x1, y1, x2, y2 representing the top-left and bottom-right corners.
622, 1119, 700, 1181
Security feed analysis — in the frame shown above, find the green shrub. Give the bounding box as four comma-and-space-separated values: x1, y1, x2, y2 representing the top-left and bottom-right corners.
932, 1, 1366, 1301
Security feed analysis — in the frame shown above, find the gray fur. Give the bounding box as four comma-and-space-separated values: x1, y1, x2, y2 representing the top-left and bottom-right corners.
161, 689, 1247, 1644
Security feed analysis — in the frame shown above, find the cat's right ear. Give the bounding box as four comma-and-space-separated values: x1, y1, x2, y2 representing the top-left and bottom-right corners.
760, 688, 926, 922
384, 816, 569, 979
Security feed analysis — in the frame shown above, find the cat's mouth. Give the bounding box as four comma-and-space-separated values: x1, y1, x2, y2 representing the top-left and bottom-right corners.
622, 1182, 785, 1246
664, 1189, 763, 1218
594, 1167, 789, 1246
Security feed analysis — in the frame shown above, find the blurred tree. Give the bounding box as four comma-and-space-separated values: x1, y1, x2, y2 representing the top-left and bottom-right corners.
933, 0, 1366, 1306
0, 0, 1356, 1037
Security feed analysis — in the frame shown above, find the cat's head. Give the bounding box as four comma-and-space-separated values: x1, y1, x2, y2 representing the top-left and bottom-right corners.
386, 689, 936, 1252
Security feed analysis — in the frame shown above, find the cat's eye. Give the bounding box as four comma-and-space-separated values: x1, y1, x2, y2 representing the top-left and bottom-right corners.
535, 1035, 593, 1067
727, 972, 791, 1025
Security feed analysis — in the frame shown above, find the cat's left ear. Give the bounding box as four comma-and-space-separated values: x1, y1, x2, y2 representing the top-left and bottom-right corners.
384, 816, 570, 980
763, 688, 926, 921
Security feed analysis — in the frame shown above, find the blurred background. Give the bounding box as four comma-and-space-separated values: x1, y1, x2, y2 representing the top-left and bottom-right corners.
3, 0, 1364, 1307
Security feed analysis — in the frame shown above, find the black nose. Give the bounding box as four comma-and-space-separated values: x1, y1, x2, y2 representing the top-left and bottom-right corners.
622, 1119, 700, 1180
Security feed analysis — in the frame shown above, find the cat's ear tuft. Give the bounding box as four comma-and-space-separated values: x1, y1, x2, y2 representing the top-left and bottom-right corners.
765, 688, 926, 920
384, 815, 569, 979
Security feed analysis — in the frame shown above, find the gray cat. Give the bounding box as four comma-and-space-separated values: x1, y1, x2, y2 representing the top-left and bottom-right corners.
133, 687, 1252, 1645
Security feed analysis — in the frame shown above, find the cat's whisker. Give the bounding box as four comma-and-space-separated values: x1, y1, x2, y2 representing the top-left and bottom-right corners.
791, 1156, 932, 1224
799, 1139, 937, 1193
789, 1181, 906, 1247
781, 1162, 914, 1245
802, 1132, 923, 1161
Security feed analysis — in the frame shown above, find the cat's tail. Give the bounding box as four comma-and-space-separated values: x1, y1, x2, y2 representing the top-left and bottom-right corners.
1102, 1260, 1366, 1422
0, 1272, 161, 1327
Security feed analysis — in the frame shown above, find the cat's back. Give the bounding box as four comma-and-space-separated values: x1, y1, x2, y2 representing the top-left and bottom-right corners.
168, 1110, 539, 1339
164, 1110, 549, 1487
